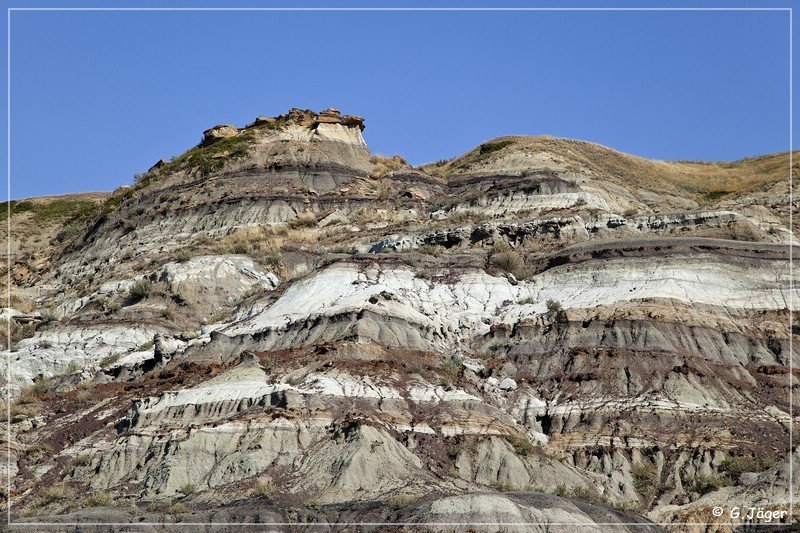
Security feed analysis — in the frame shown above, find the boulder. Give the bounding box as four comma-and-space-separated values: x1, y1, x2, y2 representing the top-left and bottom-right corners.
499, 378, 517, 391
201, 124, 238, 146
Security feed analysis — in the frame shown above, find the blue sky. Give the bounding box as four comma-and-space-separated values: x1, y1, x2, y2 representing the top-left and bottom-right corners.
2, 1, 795, 199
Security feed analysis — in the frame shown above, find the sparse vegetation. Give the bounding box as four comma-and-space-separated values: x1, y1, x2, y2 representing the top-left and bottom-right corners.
370, 154, 408, 177
701, 190, 730, 203
167, 502, 189, 515
86, 492, 112, 507
127, 279, 152, 303
178, 483, 197, 496
41, 484, 71, 504
545, 299, 566, 321
504, 432, 534, 456
719, 455, 763, 479
254, 479, 276, 500
100, 353, 121, 367
229, 240, 250, 255
176, 249, 193, 263
418, 244, 443, 257
631, 462, 657, 499
487, 241, 528, 279
440, 356, 463, 382
479, 139, 515, 155
287, 211, 318, 229
691, 473, 728, 495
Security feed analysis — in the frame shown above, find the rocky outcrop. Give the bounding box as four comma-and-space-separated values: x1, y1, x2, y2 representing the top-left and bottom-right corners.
201, 124, 239, 146
5, 110, 797, 528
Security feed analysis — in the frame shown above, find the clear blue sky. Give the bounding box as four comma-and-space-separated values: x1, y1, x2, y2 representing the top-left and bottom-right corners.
2, 1, 795, 199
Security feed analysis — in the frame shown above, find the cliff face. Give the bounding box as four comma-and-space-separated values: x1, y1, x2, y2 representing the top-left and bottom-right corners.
2, 108, 798, 530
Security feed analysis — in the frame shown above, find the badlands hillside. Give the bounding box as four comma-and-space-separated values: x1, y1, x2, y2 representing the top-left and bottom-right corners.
1, 108, 798, 531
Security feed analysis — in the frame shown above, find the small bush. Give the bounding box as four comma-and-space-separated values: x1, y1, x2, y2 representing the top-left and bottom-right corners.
386, 494, 416, 509
254, 479, 276, 499
262, 249, 282, 272
229, 240, 250, 255
489, 249, 527, 279
176, 249, 193, 263
545, 299, 566, 321
491, 480, 516, 492
42, 484, 70, 503
72, 454, 92, 467
440, 357, 463, 382
287, 211, 318, 229
631, 462, 656, 498
479, 139, 515, 155
504, 432, 534, 456
86, 492, 112, 507
701, 190, 730, 203
719, 456, 761, 479
99, 353, 120, 367
569, 484, 606, 505
167, 502, 189, 515
127, 279, 152, 303
691, 473, 728, 495
418, 244, 443, 257
178, 483, 197, 496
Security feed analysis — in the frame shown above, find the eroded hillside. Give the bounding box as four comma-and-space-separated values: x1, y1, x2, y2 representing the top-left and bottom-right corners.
2, 108, 797, 531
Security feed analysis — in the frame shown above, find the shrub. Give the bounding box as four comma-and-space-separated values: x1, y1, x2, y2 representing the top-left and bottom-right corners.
176, 249, 193, 263
386, 494, 416, 509
127, 279, 152, 303
491, 480, 516, 492
254, 479, 276, 499
479, 139, 515, 155
287, 211, 318, 229
701, 190, 730, 203
42, 484, 70, 503
86, 492, 112, 507
178, 483, 197, 496
418, 244, 443, 257
440, 357, 463, 382
545, 299, 566, 321
167, 503, 189, 515
719, 456, 761, 479
631, 462, 657, 498
489, 250, 527, 279
72, 454, 92, 467
99, 353, 120, 367
262, 249, 282, 272
569, 484, 606, 505
504, 432, 534, 456
691, 473, 728, 495
229, 240, 250, 255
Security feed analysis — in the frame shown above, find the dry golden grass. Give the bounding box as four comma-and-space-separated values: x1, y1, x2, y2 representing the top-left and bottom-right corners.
369, 155, 409, 177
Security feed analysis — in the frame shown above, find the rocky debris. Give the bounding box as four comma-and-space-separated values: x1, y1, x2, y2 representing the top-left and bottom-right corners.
201, 124, 239, 146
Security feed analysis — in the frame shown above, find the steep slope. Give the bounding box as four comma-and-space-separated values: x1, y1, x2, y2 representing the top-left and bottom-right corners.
2, 108, 797, 530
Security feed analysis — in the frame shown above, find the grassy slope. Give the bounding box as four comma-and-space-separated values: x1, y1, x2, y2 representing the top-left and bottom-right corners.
423, 135, 797, 201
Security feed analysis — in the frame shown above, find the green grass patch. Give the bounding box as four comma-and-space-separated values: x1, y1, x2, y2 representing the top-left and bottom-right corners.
479, 139, 516, 155
1, 199, 97, 222
701, 190, 730, 203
